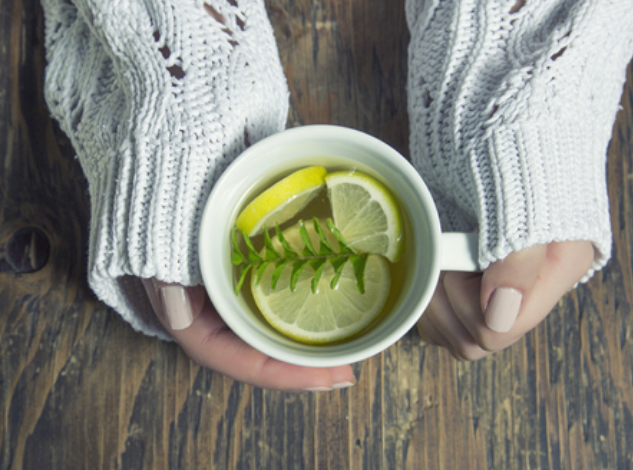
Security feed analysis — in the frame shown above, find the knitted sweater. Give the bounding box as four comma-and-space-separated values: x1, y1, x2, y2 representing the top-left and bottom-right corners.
41, 0, 633, 339
407, 0, 633, 274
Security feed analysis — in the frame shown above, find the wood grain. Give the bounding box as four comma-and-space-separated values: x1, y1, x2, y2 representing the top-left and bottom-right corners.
1, 0, 632, 469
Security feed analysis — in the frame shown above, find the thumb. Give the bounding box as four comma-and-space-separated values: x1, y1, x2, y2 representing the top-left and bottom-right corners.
480, 244, 546, 333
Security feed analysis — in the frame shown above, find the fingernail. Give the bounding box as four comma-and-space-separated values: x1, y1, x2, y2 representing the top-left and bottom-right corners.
485, 288, 522, 333
333, 380, 356, 389
303, 387, 333, 392
159, 285, 194, 330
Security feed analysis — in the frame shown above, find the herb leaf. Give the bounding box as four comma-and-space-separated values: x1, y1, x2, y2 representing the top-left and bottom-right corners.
276, 224, 298, 259
328, 219, 357, 254
299, 220, 317, 256
263, 227, 281, 261
255, 261, 271, 285
329, 257, 348, 289
271, 260, 290, 290
314, 217, 334, 255
309, 258, 327, 293
231, 229, 247, 265
235, 264, 253, 295
243, 232, 263, 262
290, 259, 309, 291
350, 255, 368, 294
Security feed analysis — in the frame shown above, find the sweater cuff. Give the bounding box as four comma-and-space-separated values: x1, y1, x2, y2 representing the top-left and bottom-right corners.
474, 115, 611, 279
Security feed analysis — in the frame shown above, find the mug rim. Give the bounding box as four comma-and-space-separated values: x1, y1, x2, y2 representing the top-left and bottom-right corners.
199, 125, 443, 367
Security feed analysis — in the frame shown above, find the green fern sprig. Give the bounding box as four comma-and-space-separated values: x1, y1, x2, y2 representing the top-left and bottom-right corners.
232, 218, 368, 295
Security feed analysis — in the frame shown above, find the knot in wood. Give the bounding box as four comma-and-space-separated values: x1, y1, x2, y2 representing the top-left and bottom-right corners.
1, 227, 50, 274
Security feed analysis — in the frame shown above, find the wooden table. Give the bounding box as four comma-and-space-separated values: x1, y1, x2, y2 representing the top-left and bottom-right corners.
2, 1, 632, 469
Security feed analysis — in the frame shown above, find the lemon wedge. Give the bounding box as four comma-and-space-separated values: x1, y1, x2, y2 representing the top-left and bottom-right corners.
236, 166, 327, 236
251, 220, 391, 344
325, 171, 404, 262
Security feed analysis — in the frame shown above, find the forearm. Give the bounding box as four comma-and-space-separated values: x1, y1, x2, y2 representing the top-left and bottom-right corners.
42, 0, 289, 337
406, 0, 633, 276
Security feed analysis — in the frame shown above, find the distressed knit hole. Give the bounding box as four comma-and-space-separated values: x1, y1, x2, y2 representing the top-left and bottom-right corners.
488, 104, 499, 120
159, 45, 171, 59
204, 3, 226, 25
422, 89, 432, 108
509, 0, 525, 14
551, 30, 571, 61
220, 27, 237, 46
71, 106, 83, 132
154, 30, 171, 58
228, 0, 238, 6
551, 47, 566, 61
236, 16, 246, 31
244, 128, 251, 148
167, 64, 185, 79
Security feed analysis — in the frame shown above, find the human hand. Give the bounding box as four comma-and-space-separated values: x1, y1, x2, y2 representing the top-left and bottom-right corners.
416, 241, 595, 361
141, 279, 356, 391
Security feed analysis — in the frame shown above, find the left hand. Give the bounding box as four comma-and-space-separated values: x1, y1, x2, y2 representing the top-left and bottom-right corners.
416, 240, 595, 361
141, 280, 356, 391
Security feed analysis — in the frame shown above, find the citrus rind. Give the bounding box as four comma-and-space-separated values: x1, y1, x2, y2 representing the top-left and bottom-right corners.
236, 166, 327, 236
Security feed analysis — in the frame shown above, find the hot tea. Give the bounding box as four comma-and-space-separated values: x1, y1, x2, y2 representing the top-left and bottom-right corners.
231, 166, 412, 344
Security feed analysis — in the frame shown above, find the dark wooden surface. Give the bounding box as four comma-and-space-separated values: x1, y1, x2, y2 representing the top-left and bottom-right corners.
1, 1, 632, 469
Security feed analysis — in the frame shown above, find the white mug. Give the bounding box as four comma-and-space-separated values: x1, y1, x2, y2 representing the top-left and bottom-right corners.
198, 125, 478, 367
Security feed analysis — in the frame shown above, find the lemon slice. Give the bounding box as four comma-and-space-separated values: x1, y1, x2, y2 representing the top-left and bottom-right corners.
251, 220, 391, 344
325, 171, 404, 262
236, 166, 327, 236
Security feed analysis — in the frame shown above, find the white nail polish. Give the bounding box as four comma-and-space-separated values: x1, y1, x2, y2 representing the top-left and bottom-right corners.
332, 381, 355, 389
160, 286, 193, 330
303, 387, 333, 392
485, 288, 522, 333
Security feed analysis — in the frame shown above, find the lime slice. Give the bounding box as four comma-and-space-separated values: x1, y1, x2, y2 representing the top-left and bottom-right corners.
251, 220, 391, 344
236, 166, 327, 236
325, 171, 404, 262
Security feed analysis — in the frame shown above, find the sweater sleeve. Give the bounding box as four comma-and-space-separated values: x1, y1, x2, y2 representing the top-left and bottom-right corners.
406, 0, 633, 278
41, 0, 289, 339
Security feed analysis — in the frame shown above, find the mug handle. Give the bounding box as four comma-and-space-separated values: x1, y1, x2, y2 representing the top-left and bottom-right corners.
440, 233, 480, 272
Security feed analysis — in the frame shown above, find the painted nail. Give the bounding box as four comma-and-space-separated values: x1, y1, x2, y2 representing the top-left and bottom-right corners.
485, 288, 522, 333
303, 387, 333, 392
333, 381, 356, 389
159, 285, 194, 330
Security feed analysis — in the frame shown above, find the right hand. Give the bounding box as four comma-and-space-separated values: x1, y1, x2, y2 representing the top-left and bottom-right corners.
416, 240, 594, 361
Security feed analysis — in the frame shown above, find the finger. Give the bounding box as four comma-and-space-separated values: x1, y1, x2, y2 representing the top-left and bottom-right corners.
424, 277, 489, 361
416, 313, 446, 347
443, 270, 516, 353
480, 244, 547, 333
171, 296, 356, 391
416, 279, 452, 348
416, 273, 455, 348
